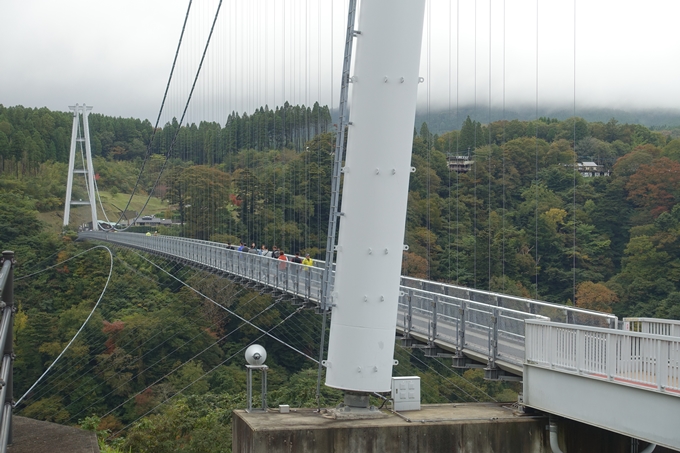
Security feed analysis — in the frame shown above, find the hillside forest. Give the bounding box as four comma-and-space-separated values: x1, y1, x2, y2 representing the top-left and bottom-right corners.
1, 103, 680, 452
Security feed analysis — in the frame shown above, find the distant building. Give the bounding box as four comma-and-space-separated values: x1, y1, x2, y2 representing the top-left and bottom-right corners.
577, 161, 610, 177
447, 155, 474, 173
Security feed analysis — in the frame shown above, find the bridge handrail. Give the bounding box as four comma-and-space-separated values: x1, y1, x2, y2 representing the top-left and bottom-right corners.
400, 275, 618, 328
623, 317, 680, 338
0, 252, 15, 453
95, 232, 616, 325
525, 319, 680, 396
400, 286, 550, 321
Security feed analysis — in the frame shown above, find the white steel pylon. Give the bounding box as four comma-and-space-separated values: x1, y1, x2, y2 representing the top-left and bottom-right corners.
325, 1, 426, 393
63, 104, 98, 231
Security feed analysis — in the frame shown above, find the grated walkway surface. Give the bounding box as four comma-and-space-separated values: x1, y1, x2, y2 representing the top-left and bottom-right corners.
7, 416, 99, 453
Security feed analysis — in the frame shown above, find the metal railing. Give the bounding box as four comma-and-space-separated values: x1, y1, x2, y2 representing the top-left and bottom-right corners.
624, 317, 680, 338
400, 276, 618, 329
79, 231, 619, 372
525, 320, 680, 395
0, 251, 15, 452
396, 286, 549, 368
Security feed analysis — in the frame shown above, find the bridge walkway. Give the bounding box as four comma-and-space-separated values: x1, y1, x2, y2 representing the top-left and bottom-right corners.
79, 231, 615, 377
79, 232, 680, 449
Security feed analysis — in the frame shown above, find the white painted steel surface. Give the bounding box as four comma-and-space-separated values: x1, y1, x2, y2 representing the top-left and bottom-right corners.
391, 376, 420, 411
325, 0, 427, 393
525, 320, 680, 395
80, 231, 618, 375
524, 366, 680, 451
81, 107, 98, 231
63, 108, 79, 227
64, 104, 98, 230
624, 317, 680, 337
524, 320, 680, 449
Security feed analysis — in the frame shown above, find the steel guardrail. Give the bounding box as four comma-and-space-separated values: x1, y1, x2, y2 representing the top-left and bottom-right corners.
623, 317, 680, 338
0, 251, 15, 453
525, 320, 680, 395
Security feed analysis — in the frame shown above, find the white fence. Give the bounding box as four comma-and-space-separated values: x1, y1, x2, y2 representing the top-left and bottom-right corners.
624, 317, 680, 338
525, 320, 680, 395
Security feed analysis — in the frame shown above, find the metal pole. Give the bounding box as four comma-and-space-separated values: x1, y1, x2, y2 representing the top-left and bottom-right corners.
261, 368, 268, 411
63, 107, 80, 228
81, 106, 98, 231
315, 0, 358, 409
246, 367, 253, 412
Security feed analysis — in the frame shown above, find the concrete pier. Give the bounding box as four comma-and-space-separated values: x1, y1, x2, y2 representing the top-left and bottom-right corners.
233, 403, 674, 453
233, 403, 547, 453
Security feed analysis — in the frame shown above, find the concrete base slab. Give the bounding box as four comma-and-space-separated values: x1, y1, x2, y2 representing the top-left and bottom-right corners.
8, 416, 99, 453
328, 405, 387, 420
233, 403, 548, 453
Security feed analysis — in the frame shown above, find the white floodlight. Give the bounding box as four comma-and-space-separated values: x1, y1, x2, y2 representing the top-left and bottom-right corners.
245, 344, 267, 366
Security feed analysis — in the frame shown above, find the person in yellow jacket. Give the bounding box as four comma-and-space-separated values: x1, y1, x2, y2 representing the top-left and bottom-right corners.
302, 253, 313, 267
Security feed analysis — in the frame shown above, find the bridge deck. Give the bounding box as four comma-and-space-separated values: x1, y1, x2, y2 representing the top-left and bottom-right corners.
79, 231, 616, 376
524, 320, 680, 450
80, 232, 680, 448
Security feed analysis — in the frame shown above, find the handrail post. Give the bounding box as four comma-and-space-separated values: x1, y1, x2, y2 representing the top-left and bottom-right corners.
1, 251, 15, 447
295, 264, 300, 297
576, 328, 584, 374
430, 296, 438, 346
406, 290, 413, 335
606, 332, 614, 380
657, 340, 667, 391
490, 307, 499, 368
458, 302, 466, 356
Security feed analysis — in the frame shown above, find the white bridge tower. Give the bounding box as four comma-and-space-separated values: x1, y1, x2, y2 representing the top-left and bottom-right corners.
325, 0, 426, 401
63, 104, 98, 231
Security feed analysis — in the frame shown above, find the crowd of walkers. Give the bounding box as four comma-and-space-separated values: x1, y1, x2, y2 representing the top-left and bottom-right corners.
225, 242, 314, 267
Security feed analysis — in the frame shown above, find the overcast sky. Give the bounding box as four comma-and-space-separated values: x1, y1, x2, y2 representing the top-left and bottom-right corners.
2, 0, 680, 124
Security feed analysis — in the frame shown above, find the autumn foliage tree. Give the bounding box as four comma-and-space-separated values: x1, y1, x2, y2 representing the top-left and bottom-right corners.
575, 281, 619, 313
626, 157, 680, 218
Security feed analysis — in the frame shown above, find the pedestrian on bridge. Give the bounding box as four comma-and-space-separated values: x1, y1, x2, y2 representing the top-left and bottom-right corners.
302, 253, 313, 267
278, 249, 287, 266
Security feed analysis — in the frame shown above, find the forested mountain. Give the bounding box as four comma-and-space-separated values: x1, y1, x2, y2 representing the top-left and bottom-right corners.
1, 103, 680, 452
0, 102, 331, 174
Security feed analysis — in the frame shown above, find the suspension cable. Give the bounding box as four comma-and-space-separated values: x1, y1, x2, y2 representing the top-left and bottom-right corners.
17, 246, 113, 406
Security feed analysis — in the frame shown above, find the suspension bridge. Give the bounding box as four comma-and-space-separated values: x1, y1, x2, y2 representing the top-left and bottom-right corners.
77, 230, 680, 451
8, 0, 680, 452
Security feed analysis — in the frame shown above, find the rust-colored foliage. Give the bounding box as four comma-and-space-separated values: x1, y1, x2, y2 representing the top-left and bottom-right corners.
102, 320, 125, 354
56, 250, 70, 274
575, 281, 619, 314
134, 388, 155, 416
402, 252, 429, 279
229, 193, 242, 206
626, 157, 680, 217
